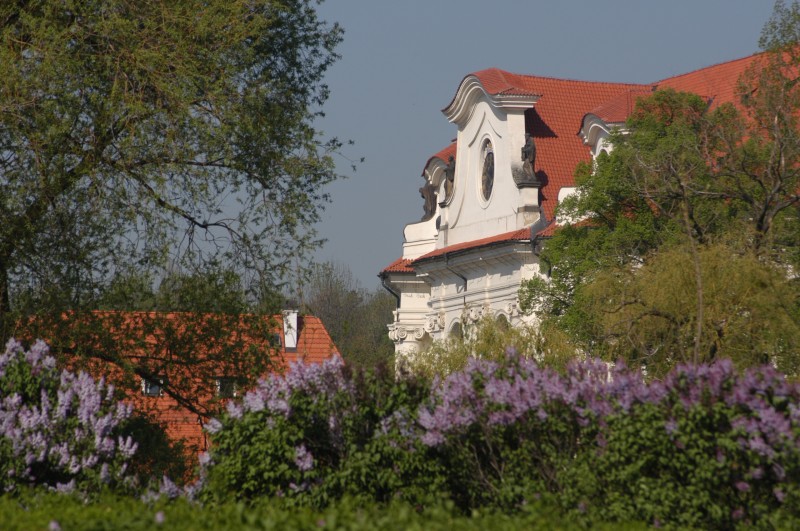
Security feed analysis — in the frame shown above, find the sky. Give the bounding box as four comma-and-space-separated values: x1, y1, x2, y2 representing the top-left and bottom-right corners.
312, 0, 776, 289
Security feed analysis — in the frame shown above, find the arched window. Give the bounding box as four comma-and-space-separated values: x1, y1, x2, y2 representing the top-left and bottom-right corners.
496, 313, 510, 331
449, 321, 463, 340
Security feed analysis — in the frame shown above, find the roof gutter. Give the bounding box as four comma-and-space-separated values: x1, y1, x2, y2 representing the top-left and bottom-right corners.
379, 273, 401, 308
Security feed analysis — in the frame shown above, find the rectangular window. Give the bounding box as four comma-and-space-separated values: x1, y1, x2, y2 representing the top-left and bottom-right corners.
141, 377, 165, 397
215, 377, 239, 399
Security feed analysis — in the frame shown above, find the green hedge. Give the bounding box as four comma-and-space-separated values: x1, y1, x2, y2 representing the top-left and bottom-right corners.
0, 492, 645, 530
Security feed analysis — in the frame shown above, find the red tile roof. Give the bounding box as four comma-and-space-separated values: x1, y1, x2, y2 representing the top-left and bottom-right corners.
413, 227, 532, 263
423, 142, 457, 174
58, 311, 338, 460
534, 222, 559, 238
465, 68, 545, 98
283, 315, 338, 365
380, 257, 415, 274
425, 54, 766, 227
587, 87, 655, 123
441, 70, 647, 222
656, 54, 760, 111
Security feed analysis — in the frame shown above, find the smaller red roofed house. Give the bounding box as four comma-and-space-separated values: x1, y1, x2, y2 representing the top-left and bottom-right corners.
380, 54, 763, 358
55, 310, 338, 456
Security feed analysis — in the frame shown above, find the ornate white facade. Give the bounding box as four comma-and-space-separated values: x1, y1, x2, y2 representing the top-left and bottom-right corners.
381, 56, 758, 358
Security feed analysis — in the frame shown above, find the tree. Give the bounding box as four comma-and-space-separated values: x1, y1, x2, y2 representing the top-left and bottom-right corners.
0, 1, 343, 413
522, 2, 800, 374
301, 262, 395, 367
0, 0, 342, 322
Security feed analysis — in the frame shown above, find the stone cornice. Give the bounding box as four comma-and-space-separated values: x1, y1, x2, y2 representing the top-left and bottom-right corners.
442, 75, 540, 126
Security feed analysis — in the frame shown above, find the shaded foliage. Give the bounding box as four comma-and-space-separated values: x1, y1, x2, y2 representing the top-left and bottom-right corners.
0, 0, 343, 416
301, 262, 395, 367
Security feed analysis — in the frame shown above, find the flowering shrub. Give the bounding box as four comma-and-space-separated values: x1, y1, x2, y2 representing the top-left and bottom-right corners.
0, 339, 138, 493
417, 354, 800, 526
201, 351, 800, 527
563, 360, 800, 528
202, 357, 436, 505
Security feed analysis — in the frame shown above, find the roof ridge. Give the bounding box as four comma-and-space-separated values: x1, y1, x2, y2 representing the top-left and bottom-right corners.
653, 51, 761, 85
472, 67, 652, 88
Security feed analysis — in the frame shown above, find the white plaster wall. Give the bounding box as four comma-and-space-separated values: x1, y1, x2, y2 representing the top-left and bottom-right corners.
439, 97, 533, 248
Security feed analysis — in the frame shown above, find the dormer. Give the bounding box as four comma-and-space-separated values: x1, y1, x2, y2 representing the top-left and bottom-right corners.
579, 86, 655, 158
442, 69, 541, 126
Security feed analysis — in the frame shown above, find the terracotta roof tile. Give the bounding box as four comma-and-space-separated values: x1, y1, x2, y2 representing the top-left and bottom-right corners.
282, 315, 339, 365
413, 227, 532, 263
656, 53, 760, 111
380, 257, 415, 274
534, 222, 559, 237
534, 218, 596, 238
461, 71, 648, 221
470, 68, 544, 98
61, 311, 338, 463
423, 142, 457, 174
587, 87, 655, 123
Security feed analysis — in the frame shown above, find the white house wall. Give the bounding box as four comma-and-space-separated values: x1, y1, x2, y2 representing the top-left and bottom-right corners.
387, 79, 547, 357
441, 96, 537, 248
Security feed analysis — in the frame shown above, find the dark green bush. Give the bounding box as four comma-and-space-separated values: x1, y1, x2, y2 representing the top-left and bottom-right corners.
0, 490, 645, 530
199, 354, 800, 529
202, 359, 441, 506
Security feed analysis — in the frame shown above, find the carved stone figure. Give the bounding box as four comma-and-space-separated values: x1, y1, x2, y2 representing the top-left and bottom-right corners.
441, 155, 456, 204
419, 181, 438, 221
522, 133, 536, 167
516, 132, 541, 187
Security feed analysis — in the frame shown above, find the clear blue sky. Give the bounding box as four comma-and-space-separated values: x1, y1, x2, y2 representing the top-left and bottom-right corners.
312, 0, 775, 289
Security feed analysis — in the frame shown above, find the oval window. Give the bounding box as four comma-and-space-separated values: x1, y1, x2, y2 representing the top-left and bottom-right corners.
481, 140, 494, 201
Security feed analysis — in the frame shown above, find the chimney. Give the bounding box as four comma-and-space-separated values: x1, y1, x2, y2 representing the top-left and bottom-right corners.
282, 310, 298, 351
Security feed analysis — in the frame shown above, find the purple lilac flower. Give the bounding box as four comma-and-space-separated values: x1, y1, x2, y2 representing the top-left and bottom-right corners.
55, 480, 76, 494
294, 444, 313, 471
155, 511, 165, 525
226, 401, 243, 419
243, 391, 265, 412
0, 339, 137, 492
665, 419, 678, 435
158, 476, 182, 499
117, 435, 138, 458
206, 418, 223, 434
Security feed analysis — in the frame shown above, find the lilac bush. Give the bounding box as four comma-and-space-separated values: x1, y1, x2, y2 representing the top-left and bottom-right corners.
416, 354, 800, 525
200, 349, 799, 526
0, 339, 138, 493
202, 357, 436, 505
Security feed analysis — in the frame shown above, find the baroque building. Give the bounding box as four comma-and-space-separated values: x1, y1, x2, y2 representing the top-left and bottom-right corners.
380, 54, 758, 358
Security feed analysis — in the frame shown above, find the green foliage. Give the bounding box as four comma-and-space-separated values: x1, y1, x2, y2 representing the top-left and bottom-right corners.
121, 415, 189, 485
580, 243, 800, 376
99, 267, 255, 314
202, 361, 439, 507
0, 491, 641, 531
0, 0, 344, 411
564, 395, 800, 528
302, 261, 395, 367
404, 315, 574, 379
523, 51, 800, 374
